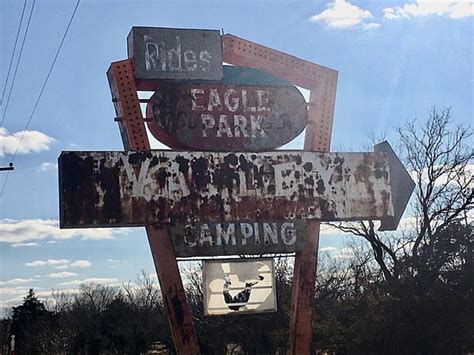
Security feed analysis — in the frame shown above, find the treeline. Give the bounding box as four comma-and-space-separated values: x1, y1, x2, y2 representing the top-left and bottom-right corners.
1, 224, 472, 355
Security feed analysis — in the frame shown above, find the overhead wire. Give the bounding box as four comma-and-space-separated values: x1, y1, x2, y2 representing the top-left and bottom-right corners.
0, 0, 81, 199
0, 0, 36, 127
0, 0, 27, 107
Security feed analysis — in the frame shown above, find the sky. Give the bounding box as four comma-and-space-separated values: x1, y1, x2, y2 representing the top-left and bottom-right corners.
0, 0, 472, 310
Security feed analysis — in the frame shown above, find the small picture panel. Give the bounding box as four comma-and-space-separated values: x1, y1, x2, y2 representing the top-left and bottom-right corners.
203, 258, 277, 316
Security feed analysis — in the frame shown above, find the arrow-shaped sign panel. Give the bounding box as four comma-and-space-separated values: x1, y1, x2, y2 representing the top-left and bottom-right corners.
59, 142, 414, 230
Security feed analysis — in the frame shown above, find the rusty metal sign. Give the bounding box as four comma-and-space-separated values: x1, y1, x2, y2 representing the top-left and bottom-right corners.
127, 27, 223, 81
145, 66, 307, 151
203, 258, 277, 316
171, 220, 305, 257
58, 142, 414, 230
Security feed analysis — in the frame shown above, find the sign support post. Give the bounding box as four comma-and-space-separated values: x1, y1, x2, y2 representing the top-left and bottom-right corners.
221, 34, 338, 354
107, 59, 200, 354
288, 85, 337, 354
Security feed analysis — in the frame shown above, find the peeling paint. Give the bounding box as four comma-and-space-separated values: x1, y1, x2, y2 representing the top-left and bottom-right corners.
59, 149, 400, 229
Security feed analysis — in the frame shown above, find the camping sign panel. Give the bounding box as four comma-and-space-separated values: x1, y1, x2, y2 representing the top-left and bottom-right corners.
58, 143, 413, 230
171, 220, 305, 257
145, 66, 308, 151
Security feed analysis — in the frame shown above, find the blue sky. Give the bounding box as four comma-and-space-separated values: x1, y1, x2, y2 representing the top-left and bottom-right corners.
0, 0, 472, 309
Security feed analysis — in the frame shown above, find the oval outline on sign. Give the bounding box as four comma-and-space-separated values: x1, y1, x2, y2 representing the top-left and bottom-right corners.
145, 66, 308, 151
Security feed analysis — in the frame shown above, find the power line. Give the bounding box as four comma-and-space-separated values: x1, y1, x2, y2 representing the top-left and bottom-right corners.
0, 0, 36, 127
0, 0, 27, 107
0, 0, 81, 199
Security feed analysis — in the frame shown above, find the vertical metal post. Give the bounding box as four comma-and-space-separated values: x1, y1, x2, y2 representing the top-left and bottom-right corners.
222, 34, 337, 354
107, 59, 200, 354
288, 79, 337, 354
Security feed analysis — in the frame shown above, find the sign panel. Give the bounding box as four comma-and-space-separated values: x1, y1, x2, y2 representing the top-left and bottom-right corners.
58, 142, 414, 230
171, 220, 305, 257
203, 258, 276, 315
127, 27, 223, 81
145, 66, 307, 151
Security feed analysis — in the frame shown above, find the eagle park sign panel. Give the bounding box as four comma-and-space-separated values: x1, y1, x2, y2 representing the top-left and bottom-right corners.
145, 66, 308, 151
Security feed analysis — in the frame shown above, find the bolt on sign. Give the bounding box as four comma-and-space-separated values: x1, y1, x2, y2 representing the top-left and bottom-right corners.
170, 220, 305, 257
145, 65, 307, 151
58, 142, 414, 231
203, 258, 276, 316
127, 27, 223, 81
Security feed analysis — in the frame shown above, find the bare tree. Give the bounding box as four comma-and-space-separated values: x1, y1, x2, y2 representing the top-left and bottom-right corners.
330, 108, 473, 281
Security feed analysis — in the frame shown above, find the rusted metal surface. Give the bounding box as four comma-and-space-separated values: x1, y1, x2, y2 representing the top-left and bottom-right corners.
171, 220, 305, 257
107, 60, 201, 354
221, 34, 337, 152
128, 27, 222, 82
59, 146, 413, 229
222, 33, 337, 90
145, 66, 307, 151
375, 141, 415, 231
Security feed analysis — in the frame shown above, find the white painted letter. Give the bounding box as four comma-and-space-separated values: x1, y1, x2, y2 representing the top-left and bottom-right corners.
250, 115, 266, 137
168, 36, 182, 71
217, 115, 233, 137
216, 224, 236, 246
263, 223, 278, 244
199, 50, 211, 72
281, 222, 296, 245
184, 50, 197, 71
224, 89, 239, 112
207, 89, 222, 111
201, 114, 215, 137
257, 90, 270, 112
233, 115, 249, 137
191, 89, 205, 111
199, 224, 214, 246
242, 90, 256, 112
240, 223, 253, 245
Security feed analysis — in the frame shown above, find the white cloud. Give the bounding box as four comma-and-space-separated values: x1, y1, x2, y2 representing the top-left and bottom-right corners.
25, 258, 92, 270
55, 265, 70, 270
48, 272, 78, 279
0, 278, 34, 285
57, 277, 119, 287
384, 0, 473, 19
25, 259, 69, 267
0, 219, 129, 244
320, 246, 339, 253
363, 22, 382, 30
11, 242, 39, 248
70, 260, 91, 268
410, 163, 473, 188
38, 162, 58, 172
0, 127, 55, 157
310, 0, 375, 29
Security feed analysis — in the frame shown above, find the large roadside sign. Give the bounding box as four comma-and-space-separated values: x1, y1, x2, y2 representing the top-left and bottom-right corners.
61, 26, 416, 353
58, 142, 413, 231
